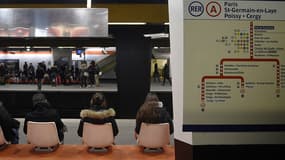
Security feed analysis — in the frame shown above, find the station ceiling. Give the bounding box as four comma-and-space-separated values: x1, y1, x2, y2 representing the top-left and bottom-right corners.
0, 0, 169, 23
0, 0, 167, 4
0, 0, 169, 47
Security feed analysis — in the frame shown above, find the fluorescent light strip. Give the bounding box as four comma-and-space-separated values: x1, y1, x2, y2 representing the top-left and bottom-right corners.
144, 33, 169, 38
7, 46, 25, 48
108, 22, 146, 25
32, 46, 51, 49
87, 0, 92, 8
57, 46, 75, 49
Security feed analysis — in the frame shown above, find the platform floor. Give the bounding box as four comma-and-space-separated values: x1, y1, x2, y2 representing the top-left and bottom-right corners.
0, 82, 172, 92
0, 144, 175, 160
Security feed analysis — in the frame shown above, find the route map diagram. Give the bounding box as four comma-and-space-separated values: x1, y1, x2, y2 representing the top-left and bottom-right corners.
183, 20, 285, 125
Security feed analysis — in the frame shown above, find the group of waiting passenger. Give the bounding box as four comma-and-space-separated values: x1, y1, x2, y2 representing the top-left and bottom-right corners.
0, 60, 101, 89
0, 92, 173, 146
20, 61, 77, 86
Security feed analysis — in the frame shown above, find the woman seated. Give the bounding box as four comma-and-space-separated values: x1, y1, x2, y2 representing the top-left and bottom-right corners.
77, 92, 119, 137
135, 93, 174, 139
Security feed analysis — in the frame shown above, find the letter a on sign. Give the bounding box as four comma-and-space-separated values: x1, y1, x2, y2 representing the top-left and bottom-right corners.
210, 6, 217, 13
206, 1, 221, 17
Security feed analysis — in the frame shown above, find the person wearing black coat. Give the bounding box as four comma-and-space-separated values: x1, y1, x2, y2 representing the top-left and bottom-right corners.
88, 61, 96, 87
0, 101, 20, 144
77, 93, 119, 137
23, 93, 66, 142
162, 63, 172, 85
36, 63, 45, 90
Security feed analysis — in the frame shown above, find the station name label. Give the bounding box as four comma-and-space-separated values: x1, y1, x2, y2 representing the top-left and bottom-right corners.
184, 0, 285, 20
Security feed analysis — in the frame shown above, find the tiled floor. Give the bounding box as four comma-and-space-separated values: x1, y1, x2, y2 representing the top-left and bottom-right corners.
0, 144, 175, 160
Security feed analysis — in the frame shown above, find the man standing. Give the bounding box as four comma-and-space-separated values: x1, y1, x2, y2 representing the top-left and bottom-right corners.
162, 63, 172, 86
36, 63, 44, 90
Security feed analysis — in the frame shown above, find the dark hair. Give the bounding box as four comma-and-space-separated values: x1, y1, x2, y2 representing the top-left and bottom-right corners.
136, 101, 161, 124
90, 93, 105, 106
144, 92, 159, 103
32, 93, 47, 106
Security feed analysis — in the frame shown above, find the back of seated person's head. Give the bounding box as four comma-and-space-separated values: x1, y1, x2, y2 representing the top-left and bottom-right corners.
144, 92, 159, 103
136, 101, 162, 123
146, 101, 162, 108
32, 93, 47, 106
90, 93, 105, 108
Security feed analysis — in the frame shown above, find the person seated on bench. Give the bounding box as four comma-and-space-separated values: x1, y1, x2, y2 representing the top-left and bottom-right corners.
23, 93, 67, 143
0, 101, 20, 144
135, 93, 174, 139
77, 92, 119, 138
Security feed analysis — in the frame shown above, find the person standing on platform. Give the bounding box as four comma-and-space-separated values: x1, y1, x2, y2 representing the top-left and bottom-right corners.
94, 62, 101, 87
50, 65, 58, 87
152, 63, 161, 83
28, 63, 35, 84
23, 93, 67, 143
77, 92, 119, 138
35, 63, 45, 90
134, 93, 173, 139
0, 101, 20, 144
80, 61, 88, 88
64, 65, 72, 85
23, 61, 28, 83
41, 61, 47, 73
75, 66, 80, 82
59, 65, 66, 85
88, 61, 96, 87
162, 63, 172, 86
0, 63, 6, 85
71, 65, 75, 83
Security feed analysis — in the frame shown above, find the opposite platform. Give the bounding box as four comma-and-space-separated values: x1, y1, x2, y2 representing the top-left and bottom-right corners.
0, 82, 172, 92
0, 144, 174, 160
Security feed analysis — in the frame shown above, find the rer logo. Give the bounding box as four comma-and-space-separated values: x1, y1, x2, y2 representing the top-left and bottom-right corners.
206, 1, 222, 17
188, 1, 204, 17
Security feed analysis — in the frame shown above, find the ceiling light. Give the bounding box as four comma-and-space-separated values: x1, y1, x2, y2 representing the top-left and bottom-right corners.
57, 46, 75, 49
144, 33, 169, 39
108, 22, 146, 25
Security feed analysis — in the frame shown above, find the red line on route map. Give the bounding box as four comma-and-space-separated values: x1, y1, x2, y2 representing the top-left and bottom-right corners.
200, 21, 281, 110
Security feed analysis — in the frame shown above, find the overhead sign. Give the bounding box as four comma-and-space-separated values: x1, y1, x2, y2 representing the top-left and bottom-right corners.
184, 0, 285, 20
